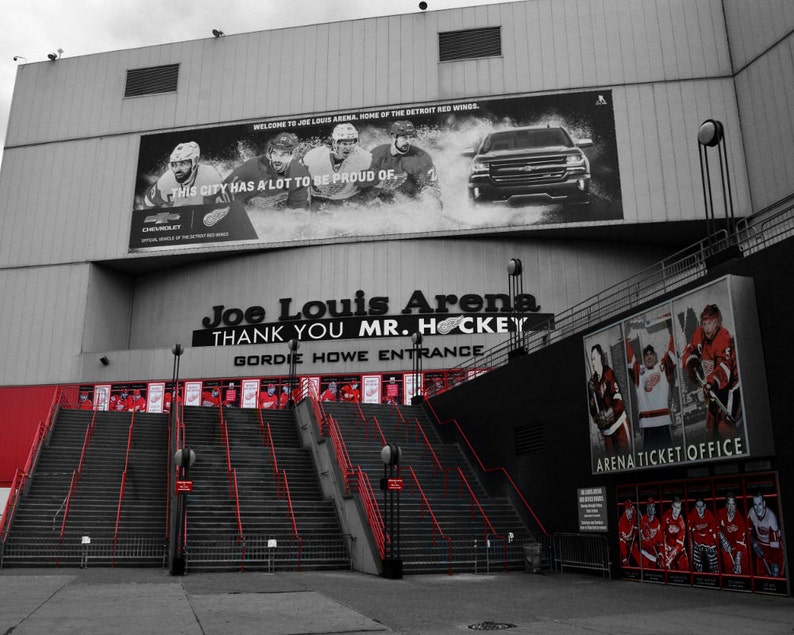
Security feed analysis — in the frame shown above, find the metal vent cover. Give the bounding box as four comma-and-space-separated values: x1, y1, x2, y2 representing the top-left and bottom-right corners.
125, 64, 179, 97
439, 27, 501, 62
514, 421, 544, 456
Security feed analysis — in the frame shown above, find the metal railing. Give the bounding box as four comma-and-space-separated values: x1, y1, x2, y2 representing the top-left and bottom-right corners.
1, 386, 73, 545
553, 532, 611, 578
429, 197, 794, 395
112, 412, 136, 565
423, 399, 549, 539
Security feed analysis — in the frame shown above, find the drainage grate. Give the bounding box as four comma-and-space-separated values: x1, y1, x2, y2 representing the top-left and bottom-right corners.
468, 622, 517, 631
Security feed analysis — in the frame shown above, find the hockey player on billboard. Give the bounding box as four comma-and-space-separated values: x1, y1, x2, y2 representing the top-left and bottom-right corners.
639, 497, 664, 569
747, 492, 785, 578
681, 304, 742, 441
259, 384, 279, 409
661, 496, 689, 571
320, 381, 338, 402
618, 499, 640, 568
303, 123, 377, 206
340, 381, 361, 403
143, 142, 225, 208
367, 120, 440, 204
201, 385, 221, 407
78, 391, 93, 410
223, 132, 310, 210
717, 493, 749, 575
588, 343, 632, 458
625, 314, 678, 454
688, 498, 719, 573
109, 388, 134, 412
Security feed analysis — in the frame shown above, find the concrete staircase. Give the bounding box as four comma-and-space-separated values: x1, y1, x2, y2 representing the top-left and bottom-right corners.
182, 406, 349, 572
323, 401, 533, 574
2, 409, 168, 568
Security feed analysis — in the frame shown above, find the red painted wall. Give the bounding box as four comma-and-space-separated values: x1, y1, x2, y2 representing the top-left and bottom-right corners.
0, 386, 59, 486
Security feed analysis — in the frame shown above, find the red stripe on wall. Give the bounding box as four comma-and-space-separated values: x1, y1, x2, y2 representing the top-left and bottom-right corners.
0, 385, 59, 486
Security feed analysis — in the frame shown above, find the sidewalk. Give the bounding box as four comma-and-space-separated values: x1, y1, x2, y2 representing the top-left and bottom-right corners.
1, 567, 793, 634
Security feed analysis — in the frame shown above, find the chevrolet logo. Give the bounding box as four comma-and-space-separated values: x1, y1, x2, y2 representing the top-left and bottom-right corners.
144, 212, 181, 225
517, 165, 536, 172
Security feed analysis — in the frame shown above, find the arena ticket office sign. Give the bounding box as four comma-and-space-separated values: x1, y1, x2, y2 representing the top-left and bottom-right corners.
129, 90, 622, 252
584, 275, 773, 476
615, 473, 787, 595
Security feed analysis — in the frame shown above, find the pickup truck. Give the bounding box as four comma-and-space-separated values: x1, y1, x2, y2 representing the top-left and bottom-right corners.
464, 126, 593, 206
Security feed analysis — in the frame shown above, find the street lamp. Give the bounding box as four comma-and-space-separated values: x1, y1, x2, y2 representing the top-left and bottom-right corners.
380, 443, 403, 579
171, 446, 196, 575
168, 343, 184, 575
507, 258, 526, 359
410, 332, 423, 404
287, 338, 300, 409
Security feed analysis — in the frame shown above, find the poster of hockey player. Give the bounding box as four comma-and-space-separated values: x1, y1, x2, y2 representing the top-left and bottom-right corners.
584, 323, 634, 473
744, 476, 787, 594
623, 306, 682, 459
129, 90, 621, 251
671, 278, 747, 455
585, 276, 770, 475
714, 479, 753, 592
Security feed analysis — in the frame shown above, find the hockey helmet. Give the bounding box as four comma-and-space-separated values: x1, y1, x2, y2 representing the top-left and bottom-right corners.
268, 132, 299, 153
390, 120, 416, 137
331, 123, 358, 157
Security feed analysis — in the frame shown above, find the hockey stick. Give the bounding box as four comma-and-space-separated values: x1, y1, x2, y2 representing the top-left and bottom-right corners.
693, 366, 737, 425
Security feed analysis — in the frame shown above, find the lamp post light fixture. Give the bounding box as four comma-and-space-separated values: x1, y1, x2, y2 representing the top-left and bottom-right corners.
410, 332, 423, 403
507, 258, 527, 359
287, 338, 300, 409
380, 443, 403, 579
171, 446, 196, 576
168, 343, 185, 575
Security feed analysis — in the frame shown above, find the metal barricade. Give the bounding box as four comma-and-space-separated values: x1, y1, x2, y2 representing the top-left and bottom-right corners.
553, 532, 611, 579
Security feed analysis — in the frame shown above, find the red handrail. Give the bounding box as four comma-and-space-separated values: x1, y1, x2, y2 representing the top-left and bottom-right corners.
404, 465, 453, 574
350, 466, 387, 559
112, 413, 136, 565
324, 414, 355, 493
60, 470, 78, 540
315, 404, 388, 558
424, 400, 549, 537
231, 469, 246, 570
278, 471, 303, 571
264, 423, 279, 478
1, 386, 72, 542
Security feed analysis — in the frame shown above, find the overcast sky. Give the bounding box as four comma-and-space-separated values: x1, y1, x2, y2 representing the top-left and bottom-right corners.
0, 0, 509, 169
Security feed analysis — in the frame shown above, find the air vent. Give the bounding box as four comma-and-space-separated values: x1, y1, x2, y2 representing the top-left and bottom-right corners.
514, 422, 544, 456
439, 27, 501, 62
125, 64, 179, 97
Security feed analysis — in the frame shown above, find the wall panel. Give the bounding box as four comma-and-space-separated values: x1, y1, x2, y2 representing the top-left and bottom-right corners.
724, 0, 794, 71
0, 265, 89, 385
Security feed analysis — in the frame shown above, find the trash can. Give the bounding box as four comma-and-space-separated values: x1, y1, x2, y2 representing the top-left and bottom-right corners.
523, 543, 542, 573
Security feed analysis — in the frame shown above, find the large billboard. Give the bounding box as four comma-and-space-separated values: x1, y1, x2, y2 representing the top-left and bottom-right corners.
584, 276, 773, 475
130, 90, 622, 251
616, 473, 788, 595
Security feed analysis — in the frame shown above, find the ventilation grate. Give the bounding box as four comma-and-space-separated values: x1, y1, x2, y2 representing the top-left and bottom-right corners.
125, 64, 180, 97
439, 27, 501, 62
514, 422, 544, 456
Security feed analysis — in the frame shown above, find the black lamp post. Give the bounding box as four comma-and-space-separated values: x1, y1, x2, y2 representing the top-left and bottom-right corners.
168, 343, 183, 575
380, 443, 403, 579
171, 446, 195, 575
507, 258, 527, 359
287, 338, 300, 409
410, 332, 423, 404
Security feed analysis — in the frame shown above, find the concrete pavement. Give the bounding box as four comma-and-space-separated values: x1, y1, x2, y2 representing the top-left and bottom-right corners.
1, 567, 793, 634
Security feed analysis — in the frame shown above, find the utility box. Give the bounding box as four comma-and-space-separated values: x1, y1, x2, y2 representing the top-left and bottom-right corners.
524, 543, 542, 573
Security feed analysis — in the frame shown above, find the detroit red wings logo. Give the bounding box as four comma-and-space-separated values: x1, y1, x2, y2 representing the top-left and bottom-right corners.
643, 372, 661, 392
